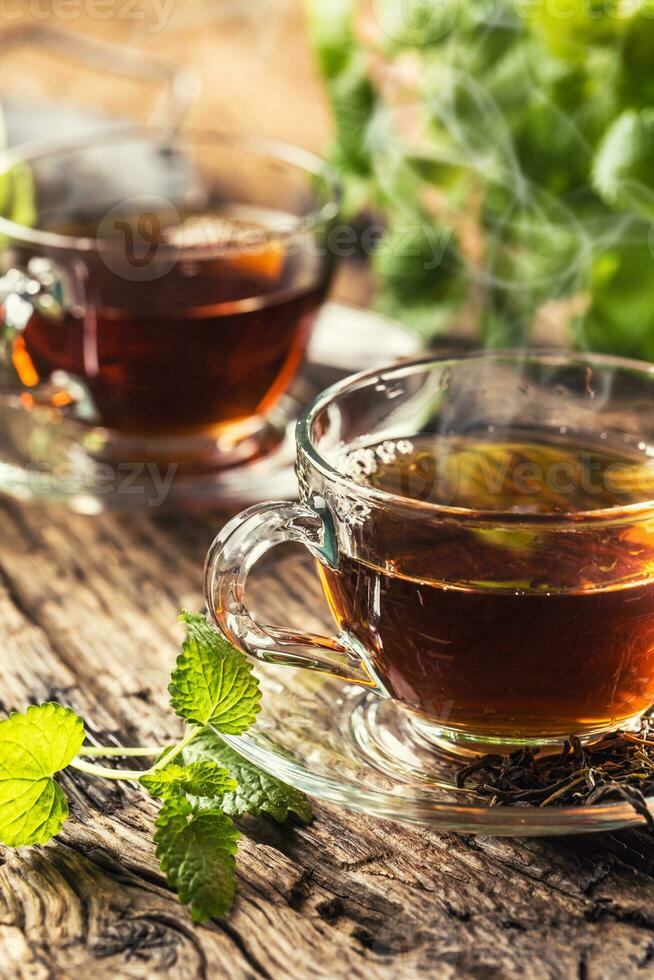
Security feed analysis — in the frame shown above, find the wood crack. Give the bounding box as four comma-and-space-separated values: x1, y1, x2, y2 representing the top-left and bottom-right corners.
219, 919, 274, 980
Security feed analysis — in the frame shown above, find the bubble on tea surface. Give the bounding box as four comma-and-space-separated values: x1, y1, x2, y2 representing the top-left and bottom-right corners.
338, 440, 415, 487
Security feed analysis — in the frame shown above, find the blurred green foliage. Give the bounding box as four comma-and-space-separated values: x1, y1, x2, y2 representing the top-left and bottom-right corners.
307, 0, 654, 357
0, 109, 36, 233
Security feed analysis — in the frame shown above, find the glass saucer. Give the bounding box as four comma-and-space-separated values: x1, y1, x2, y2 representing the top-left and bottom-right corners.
221, 665, 654, 835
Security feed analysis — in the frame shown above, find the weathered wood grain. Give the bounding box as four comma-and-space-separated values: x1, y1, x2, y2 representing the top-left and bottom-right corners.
1, 499, 654, 979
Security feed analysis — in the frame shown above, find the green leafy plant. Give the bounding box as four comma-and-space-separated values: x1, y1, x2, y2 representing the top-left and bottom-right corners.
0, 107, 36, 231
307, 0, 654, 357
0, 612, 311, 922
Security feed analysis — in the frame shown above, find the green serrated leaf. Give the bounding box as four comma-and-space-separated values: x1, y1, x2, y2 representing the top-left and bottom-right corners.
169, 612, 261, 734
373, 219, 461, 302
155, 796, 239, 922
0, 703, 85, 847
373, 218, 466, 338
592, 109, 654, 218
328, 57, 377, 177
140, 760, 237, 801
184, 729, 313, 824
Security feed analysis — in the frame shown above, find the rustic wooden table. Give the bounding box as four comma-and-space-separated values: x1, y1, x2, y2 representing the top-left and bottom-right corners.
2, 6, 654, 978
2, 491, 654, 979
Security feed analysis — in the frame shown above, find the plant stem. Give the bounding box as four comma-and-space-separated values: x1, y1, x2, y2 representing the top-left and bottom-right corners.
149, 728, 200, 772
69, 758, 146, 781
77, 745, 167, 759
69, 728, 200, 781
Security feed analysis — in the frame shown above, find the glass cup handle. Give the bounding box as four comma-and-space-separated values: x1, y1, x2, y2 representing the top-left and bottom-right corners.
0, 262, 95, 416
204, 499, 381, 689
0, 269, 35, 371
0, 259, 67, 342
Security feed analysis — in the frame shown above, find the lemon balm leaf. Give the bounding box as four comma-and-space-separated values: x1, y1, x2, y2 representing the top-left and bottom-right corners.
1, 703, 85, 774
0, 703, 85, 846
169, 612, 261, 733
184, 729, 313, 824
140, 761, 237, 801
155, 796, 239, 922
592, 109, 654, 218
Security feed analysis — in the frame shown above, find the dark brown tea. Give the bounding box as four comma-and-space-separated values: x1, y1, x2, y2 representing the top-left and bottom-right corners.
319, 436, 654, 740
15, 209, 329, 436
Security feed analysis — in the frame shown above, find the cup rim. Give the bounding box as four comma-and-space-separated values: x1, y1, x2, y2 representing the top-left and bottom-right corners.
0, 125, 341, 255
297, 348, 654, 526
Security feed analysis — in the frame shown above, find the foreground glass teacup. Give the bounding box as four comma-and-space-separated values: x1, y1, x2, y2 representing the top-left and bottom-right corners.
205, 351, 654, 751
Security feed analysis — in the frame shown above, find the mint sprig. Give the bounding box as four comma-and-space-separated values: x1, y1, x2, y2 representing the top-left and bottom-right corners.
0, 612, 312, 921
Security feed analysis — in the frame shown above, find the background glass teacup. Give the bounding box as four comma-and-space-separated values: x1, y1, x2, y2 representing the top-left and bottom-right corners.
205, 351, 654, 751
0, 128, 339, 501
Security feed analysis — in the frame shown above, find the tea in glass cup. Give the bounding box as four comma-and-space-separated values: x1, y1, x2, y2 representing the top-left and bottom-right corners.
205, 352, 654, 751
0, 129, 339, 504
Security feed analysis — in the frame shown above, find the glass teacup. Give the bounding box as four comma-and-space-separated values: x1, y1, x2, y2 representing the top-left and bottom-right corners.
0, 128, 339, 506
205, 351, 654, 751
